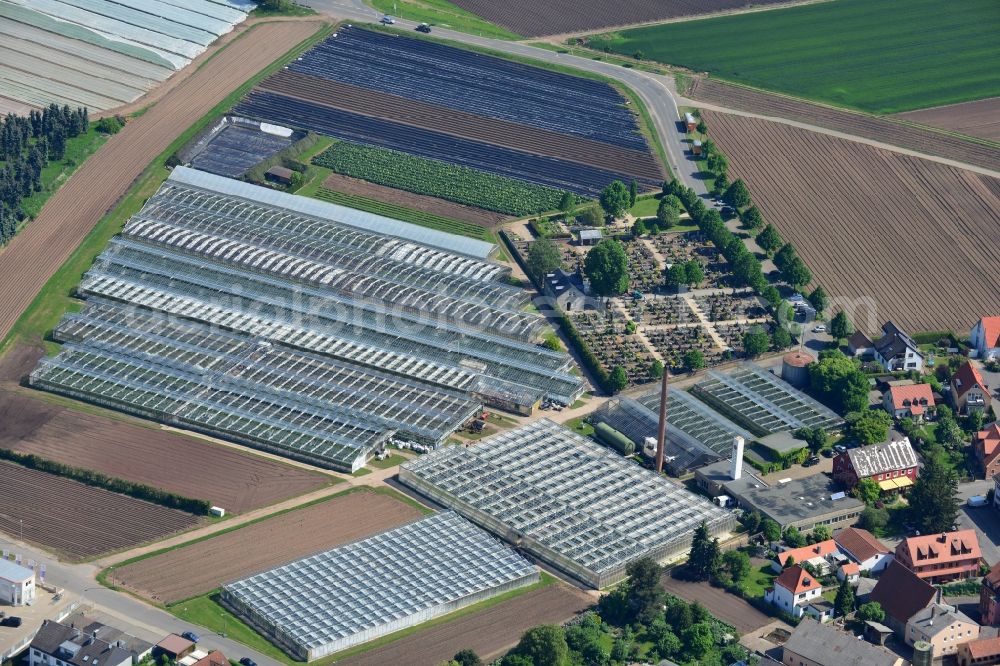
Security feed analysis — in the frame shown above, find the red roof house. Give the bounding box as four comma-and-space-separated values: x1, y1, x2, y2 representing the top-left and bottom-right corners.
883, 383, 936, 420
773, 539, 839, 572
951, 361, 992, 416
958, 635, 1000, 666
765, 565, 822, 618
895, 530, 982, 584
975, 424, 1000, 480
834, 527, 893, 573
832, 438, 919, 491
972, 317, 1000, 362
869, 560, 937, 636
980, 561, 1000, 626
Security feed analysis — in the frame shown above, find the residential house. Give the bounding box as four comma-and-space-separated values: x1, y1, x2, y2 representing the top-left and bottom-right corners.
870, 560, 938, 636
780, 618, 905, 666
895, 530, 982, 584
874, 321, 924, 371
976, 424, 1000, 480
29, 617, 152, 666
154, 635, 195, 662
958, 635, 1000, 666
772, 540, 839, 574
179, 650, 228, 666
906, 602, 980, 660
834, 526, 893, 574
848, 330, 874, 358
837, 562, 860, 583
542, 268, 599, 313
832, 437, 919, 492
981, 561, 1000, 626
0, 559, 35, 606
884, 383, 937, 421
765, 565, 822, 619
971, 317, 1000, 361
952, 361, 992, 416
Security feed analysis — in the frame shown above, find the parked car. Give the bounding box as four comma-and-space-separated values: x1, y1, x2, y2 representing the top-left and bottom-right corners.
380, 15, 395, 24
415, 22, 432, 33
812, 324, 827, 333
239, 658, 257, 666
834, 444, 847, 454
1, 617, 22, 628
821, 448, 834, 458
968, 495, 988, 508
803, 456, 820, 467
182, 631, 199, 643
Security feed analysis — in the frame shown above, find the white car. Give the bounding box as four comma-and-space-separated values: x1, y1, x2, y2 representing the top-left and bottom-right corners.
380, 15, 396, 24
812, 324, 826, 333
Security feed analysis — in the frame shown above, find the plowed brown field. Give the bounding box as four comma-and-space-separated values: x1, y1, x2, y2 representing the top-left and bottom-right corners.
261, 71, 663, 180
450, 0, 794, 37
0, 461, 200, 561
897, 97, 1000, 142
688, 78, 1000, 172
113, 490, 424, 604
338, 584, 593, 666
702, 110, 1000, 334
0, 20, 326, 344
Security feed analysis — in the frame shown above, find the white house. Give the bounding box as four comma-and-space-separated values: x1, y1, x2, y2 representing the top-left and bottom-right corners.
765, 565, 822, 618
29, 617, 152, 666
834, 527, 893, 574
971, 317, 1000, 361
873, 321, 923, 372
0, 559, 36, 606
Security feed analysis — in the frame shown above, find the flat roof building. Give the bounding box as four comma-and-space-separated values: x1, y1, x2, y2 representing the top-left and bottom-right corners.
0, 559, 35, 606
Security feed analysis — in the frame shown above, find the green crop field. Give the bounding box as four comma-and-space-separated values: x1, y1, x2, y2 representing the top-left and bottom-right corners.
312, 188, 493, 241
585, 0, 1000, 114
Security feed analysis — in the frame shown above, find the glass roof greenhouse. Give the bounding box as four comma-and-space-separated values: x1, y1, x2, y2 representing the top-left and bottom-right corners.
31, 170, 582, 472
220, 511, 538, 661
399, 420, 736, 588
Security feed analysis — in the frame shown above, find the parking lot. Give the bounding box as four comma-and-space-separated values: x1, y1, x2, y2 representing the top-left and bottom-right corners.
0, 587, 78, 662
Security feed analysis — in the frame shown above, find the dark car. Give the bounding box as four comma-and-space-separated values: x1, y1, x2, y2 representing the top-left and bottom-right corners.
803, 456, 820, 467
720, 206, 736, 219
181, 631, 199, 643
1, 617, 22, 628
415, 23, 431, 33
821, 448, 834, 458
239, 658, 257, 666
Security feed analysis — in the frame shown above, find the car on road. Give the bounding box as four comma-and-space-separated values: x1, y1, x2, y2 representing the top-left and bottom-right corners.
182, 631, 199, 643
415, 22, 432, 33
380, 15, 395, 24
239, 658, 257, 666
1, 616, 22, 628
812, 324, 827, 333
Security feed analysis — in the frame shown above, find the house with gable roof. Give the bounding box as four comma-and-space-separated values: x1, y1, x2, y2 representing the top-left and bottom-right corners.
975, 424, 1000, 480
895, 530, 982, 584
870, 560, 938, 637
972, 317, 1000, 361
952, 361, 992, 416
884, 383, 937, 421
765, 565, 830, 620
873, 321, 924, 372
834, 526, 893, 574
832, 437, 919, 492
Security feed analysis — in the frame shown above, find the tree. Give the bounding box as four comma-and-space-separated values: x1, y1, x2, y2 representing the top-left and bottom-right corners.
542, 332, 563, 352
812, 525, 832, 542
784, 526, 805, 548
834, 577, 856, 617
656, 197, 679, 229
830, 310, 854, 340
743, 328, 770, 358
584, 239, 629, 296
740, 510, 762, 535
808, 350, 870, 414
781, 256, 812, 288
909, 452, 960, 535
854, 477, 882, 505
558, 191, 576, 212
527, 237, 562, 282
696, 120, 708, 135
632, 218, 648, 236
628, 179, 638, 207
608, 366, 628, 393
685, 259, 704, 286
664, 263, 688, 290
757, 224, 783, 254
49, 125, 66, 161
579, 205, 604, 226
762, 518, 781, 542
513, 625, 569, 666
741, 205, 764, 230
453, 649, 483, 666
723, 179, 752, 208
599, 180, 631, 219
722, 550, 752, 584
681, 623, 714, 661
683, 349, 705, 373
808, 286, 828, 314
687, 521, 721, 581
856, 601, 886, 623
859, 506, 889, 534
847, 409, 892, 445
626, 558, 664, 623
648, 359, 664, 379
773, 326, 792, 350
761, 285, 782, 309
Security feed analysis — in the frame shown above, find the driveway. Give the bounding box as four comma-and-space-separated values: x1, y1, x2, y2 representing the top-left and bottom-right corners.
956, 479, 1000, 564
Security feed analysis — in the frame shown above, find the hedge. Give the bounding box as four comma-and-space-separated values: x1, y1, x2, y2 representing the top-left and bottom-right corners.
0, 448, 211, 515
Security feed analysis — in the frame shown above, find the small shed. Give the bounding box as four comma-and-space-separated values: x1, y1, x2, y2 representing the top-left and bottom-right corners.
579, 228, 603, 246
691, 139, 703, 156
864, 620, 894, 646
264, 165, 295, 186
155, 635, 196, 661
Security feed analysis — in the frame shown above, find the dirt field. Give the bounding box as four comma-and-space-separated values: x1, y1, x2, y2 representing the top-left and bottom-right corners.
897, 97, 1000, 142
322, 173, 509, 226
449, 0, 794, 37
0, 345, 329, 514
112, 490, 424, 604
702, 110, 1000, 334
0, 20, 326, 345
263, 71, 663, 180
0, 461, 200, 561
687, 78, 1000, 173
338, 584, 593, 666
661, 575, 772, 634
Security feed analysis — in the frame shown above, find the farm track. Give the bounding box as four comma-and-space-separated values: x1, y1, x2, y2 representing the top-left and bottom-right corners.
112, 490, 424, 604
0, 461, 200, 561
0, 20, 326, 344
448, 0, 794, 38
337, 584, 594, 666
896, 97, 1000, 142
702, 110, 1000, 334
261, 71, 664, 180
687, 78, 1000, 172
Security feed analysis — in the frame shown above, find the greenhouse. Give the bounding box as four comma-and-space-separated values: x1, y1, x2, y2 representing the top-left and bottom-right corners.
221, 511, 538, 660
399, 420, 736, 588
691, 364, 844, 435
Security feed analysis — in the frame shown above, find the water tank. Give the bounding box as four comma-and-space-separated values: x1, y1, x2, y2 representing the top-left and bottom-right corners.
912, 640, 933, 666
781, 351, 812, 388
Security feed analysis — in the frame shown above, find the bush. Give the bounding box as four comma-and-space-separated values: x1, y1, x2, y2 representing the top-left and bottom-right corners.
95, 116, 124, 134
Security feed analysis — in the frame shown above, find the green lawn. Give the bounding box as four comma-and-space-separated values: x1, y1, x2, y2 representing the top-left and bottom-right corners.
367, 453, 408, 469
740, 562, 777, 598
585, 0, 1000, 114
369, 0, 520, 40
629, 195, 660, 218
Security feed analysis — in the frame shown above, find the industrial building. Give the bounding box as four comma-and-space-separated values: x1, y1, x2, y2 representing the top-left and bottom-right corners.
399, 419, 736, 588
31, 168, 583, 472
220, 512, 537, 661
0, 559, 35, 606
